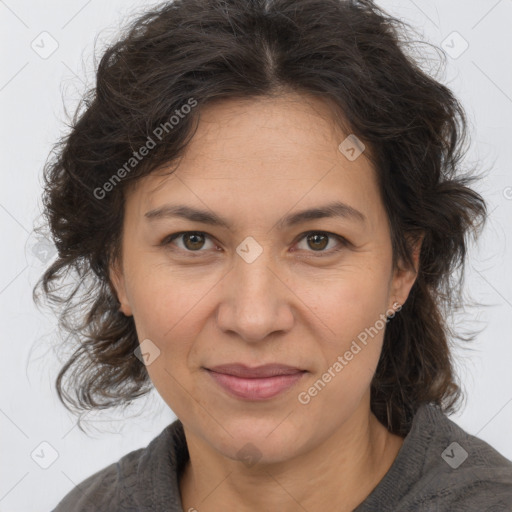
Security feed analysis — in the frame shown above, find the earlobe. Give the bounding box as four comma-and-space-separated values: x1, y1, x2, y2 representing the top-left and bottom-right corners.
109, 260, 133, 317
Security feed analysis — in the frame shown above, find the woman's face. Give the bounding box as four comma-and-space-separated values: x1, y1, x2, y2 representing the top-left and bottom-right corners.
111, 93, 419, 464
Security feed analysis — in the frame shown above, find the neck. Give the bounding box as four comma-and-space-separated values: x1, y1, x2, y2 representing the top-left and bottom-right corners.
179, 399, 404, 512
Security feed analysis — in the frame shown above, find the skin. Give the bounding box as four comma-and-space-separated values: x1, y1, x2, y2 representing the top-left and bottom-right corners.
110, 92, 422, 512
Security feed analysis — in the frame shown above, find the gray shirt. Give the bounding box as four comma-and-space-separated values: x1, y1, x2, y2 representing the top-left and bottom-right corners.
52, 403, 512, 511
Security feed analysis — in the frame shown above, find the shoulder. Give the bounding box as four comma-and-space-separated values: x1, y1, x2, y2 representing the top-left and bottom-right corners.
401, 404, 512, 510
52, 449, 143, 512
357, 404, 512, 511
51, 419, 187, 512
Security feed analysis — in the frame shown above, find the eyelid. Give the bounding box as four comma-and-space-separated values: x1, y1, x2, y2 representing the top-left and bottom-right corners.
292, 231, 349, 256
160, 231, 219, 254
160, 230, 349, 256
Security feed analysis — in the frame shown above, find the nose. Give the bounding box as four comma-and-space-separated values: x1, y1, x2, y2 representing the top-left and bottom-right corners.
215, 248, 295, 343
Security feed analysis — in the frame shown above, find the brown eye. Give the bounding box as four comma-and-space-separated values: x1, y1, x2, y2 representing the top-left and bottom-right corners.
294, 231, 347, 256
306, 233, 329, 251
182, 232, 206, 250
161, 231, 216, 253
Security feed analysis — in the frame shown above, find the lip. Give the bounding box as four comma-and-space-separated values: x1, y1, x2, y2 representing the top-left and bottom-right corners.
207, 363, 305, 378
205, 364, 307, 401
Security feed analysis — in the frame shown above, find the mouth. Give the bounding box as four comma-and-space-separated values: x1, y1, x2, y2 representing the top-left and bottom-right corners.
203, 363, 307, 401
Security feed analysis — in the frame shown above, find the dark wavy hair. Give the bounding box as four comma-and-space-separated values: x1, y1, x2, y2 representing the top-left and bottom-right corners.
34, 0, 486, 435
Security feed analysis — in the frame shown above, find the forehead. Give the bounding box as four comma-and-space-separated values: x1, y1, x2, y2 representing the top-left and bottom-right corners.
172, 93, 360, 174
125, 93, 383, 230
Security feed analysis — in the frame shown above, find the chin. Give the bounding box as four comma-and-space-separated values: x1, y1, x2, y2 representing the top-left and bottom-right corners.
211, 417, 307, 466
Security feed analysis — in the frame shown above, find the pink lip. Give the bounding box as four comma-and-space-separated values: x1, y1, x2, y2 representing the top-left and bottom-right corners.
205, 364, 306, 400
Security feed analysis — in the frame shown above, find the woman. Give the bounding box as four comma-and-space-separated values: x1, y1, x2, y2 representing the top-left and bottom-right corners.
38, 0, 512, 510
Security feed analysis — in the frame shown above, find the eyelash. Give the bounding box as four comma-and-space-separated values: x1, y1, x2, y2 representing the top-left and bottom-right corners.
159, 231, 349, 258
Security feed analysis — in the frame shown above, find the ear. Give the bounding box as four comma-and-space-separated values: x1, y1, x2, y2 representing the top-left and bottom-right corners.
109, 258, 133, 317
389, 233, 424, 310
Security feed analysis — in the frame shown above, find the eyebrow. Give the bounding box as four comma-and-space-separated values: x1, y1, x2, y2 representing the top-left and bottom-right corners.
144, 201, 366, 230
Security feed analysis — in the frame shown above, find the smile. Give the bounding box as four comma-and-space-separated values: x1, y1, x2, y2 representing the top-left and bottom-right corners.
205, 366, 307, 401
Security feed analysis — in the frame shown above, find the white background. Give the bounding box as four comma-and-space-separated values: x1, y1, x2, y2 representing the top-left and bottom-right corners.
0, 1, 511, 510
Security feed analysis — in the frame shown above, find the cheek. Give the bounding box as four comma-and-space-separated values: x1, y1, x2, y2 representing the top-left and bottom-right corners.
126, 273, 203, 409
125, 268, 217, 379
297, 280, 389, 424
306, 263, 392, 343
126, 263, 209, 336
301, 263, 391, 397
